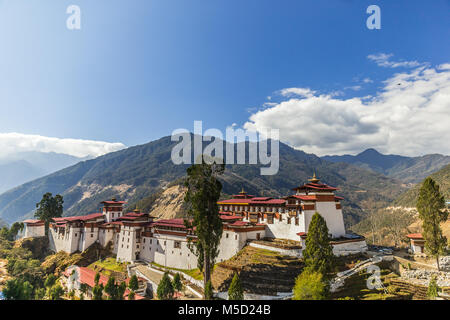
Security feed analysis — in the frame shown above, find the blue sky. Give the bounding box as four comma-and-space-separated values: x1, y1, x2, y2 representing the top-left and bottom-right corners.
0, 0, 449, 157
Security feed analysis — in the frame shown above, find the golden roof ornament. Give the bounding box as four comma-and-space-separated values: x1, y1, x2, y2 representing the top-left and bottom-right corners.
239, 187, 246, 194
308, 172, 320, 184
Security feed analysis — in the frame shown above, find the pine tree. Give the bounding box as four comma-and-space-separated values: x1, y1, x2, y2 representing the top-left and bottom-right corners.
204, 280, 213, 300
128, 290, 136, 300
292, 270, 327, 300
417, 178, 448, 271
157, 272, 174, 300
172, 273, 183, 293
128, 274, 139, 292
228, 272, 244, 300
427, 275, 440, 300
184, 158, 224, 293
92, 283, 103, 300
303, 212, 334, 279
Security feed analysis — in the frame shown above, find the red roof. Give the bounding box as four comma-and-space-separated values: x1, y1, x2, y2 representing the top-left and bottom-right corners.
63, 266, 144, 300
335, 196, 344, 200
152, 218, 187, 229
101, 200, 127, 205
296, 232, 307, 238
218, 198, 252, 204
291, 195, 317, 201
23, 219, 43, 225
220, 215, 242, 220
53, 212, 103, 223
249, 199, 285, 205
293, 182, 338, 191
406, 233, 424, 239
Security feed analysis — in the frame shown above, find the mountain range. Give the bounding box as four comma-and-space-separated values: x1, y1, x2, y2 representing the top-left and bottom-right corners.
394, 163, 450, 207
0, 135, 408, 228
322, 148, 450, 184
0, 152, 88, 194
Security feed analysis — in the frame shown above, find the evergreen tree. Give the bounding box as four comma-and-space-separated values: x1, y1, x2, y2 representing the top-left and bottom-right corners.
49, 284, 64, 300
228, 272, 244, 300
34, 193, 63, 235
128, 290, 136, 300
172, 273, 183, 293
417, 178, 448, 271
184, 158, 224, 292
157, 272, 174, 300
117, 282, 126, 300
303, 212, 334, 279
128, 274, 139, 292
204, 280, 213, 300
427, 275, 440, 300
105, 276, 117, 300
293, 270, 327, 300
92, 283, 103, 300
94, 272, 100, 285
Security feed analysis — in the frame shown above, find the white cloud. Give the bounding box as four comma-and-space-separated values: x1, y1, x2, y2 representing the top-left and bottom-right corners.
279, 87, 316, 98
244, 63, 450, 157
345, 85, 362, 91
362, 78, 373, 83
0, 133, 126, 158
367, 53, 423, 68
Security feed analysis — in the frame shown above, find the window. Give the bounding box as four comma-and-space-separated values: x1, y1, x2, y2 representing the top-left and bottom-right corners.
91, 234, 93, 238
287, 217, 291, 224
235, 235, 237, 240
295, 218, 299, 226
75, 233, 78, 237
143, 238, 146, 243
127, 245, 129, 249
137, 245, 139, 249
226, 233, 229, 238
150, 239, 152, 244
174, 241, 181, 249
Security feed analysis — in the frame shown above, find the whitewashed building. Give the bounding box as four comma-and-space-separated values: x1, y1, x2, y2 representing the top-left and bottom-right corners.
22, 175, 367, 268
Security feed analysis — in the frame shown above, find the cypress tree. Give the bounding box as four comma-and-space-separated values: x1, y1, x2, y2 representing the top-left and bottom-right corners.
302, 212, 334, 279
228, 272, 244, 300
184, 158, 224, 293
204, 280, 213, 300
157, 272, 174, 300
417, 178, 448, 271
172, 273, 183, 293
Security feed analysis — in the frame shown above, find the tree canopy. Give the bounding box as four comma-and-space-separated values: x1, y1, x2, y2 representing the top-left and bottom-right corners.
35, 192, 63, 235
184, 158, 224, 295
293, 270, 327, 300
303, 212, 334, 279
228, 272, 244, 300
157, 272, 174, 300
417, 178, 448, 270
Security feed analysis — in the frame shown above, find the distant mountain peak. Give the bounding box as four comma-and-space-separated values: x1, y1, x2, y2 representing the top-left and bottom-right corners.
358, 148, 382, 156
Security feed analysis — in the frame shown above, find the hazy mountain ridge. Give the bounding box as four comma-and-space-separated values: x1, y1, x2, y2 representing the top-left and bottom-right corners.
322, 148, 450, 184
0, 136, 406, 228
0, 152, 87, 194
394, 163, 450, 207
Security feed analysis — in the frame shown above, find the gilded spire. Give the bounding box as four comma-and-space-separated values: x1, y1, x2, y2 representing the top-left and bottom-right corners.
239, 187, 246, 194
308, 171, 320, 184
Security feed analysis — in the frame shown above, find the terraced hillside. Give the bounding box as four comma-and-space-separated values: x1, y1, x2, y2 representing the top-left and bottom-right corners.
211, 246, 303, 296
